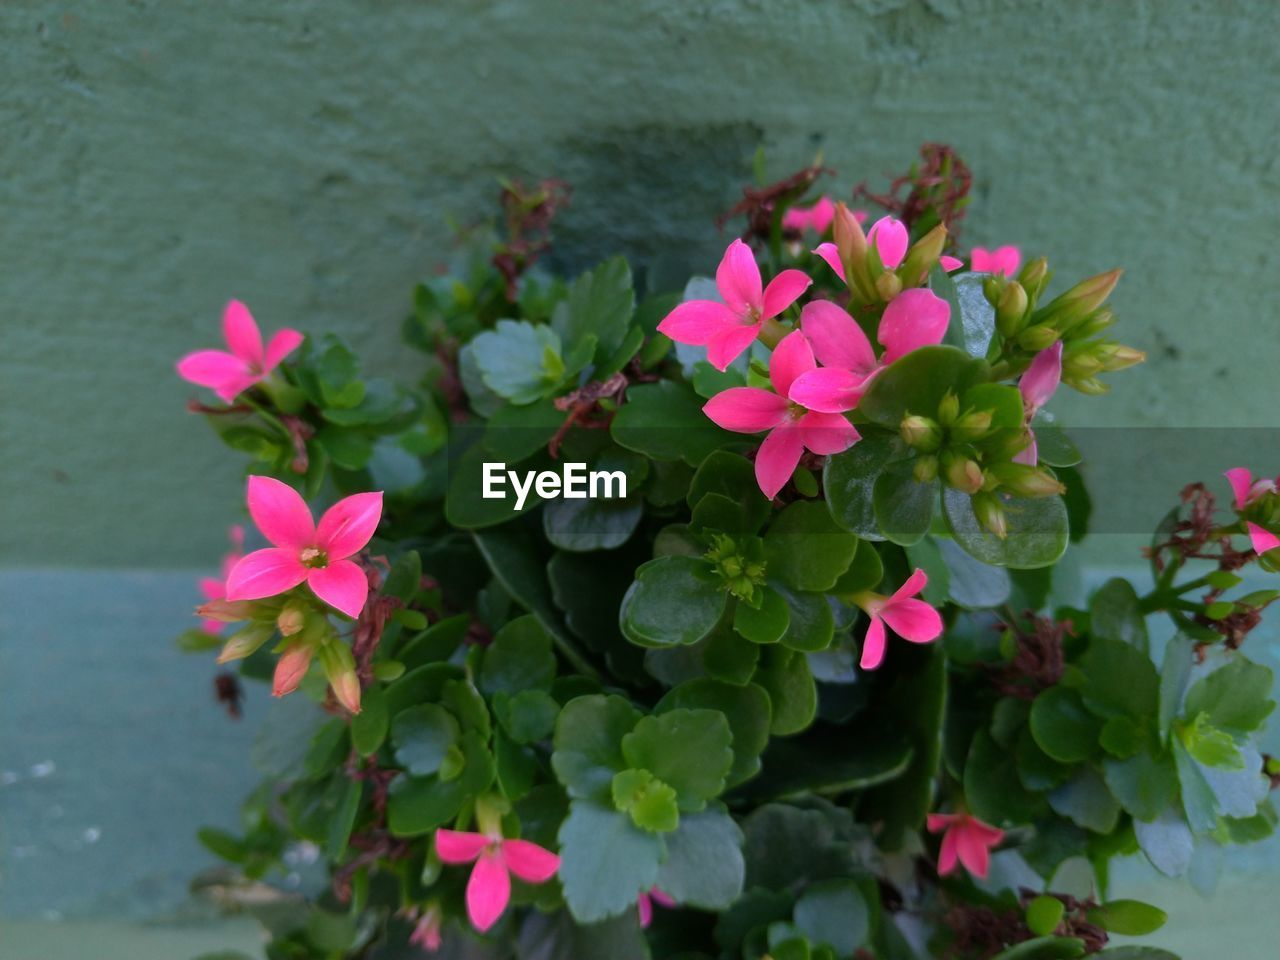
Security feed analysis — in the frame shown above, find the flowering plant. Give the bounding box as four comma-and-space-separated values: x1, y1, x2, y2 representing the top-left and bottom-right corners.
178, 152, 1276, 960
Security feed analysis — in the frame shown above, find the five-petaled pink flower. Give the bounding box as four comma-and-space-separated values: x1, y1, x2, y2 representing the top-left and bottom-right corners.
970, 246, 1021, 277
813, 214, 910, 282
703, 331, 861, 499
1014, 341, 1063, 465
658, 239, 812, 371
177, 300, 304, 403
637, 887, 676, 928
225, 476, 383, 619
782, 197, 838, 234
1246, 522, 1280, 556
787, 291, 951, 414
927, 812, 1005, 879
1225, 468, 1278, 511
198, 525, 245, 634
435, 829, 560, 933
852, 569, 943, 670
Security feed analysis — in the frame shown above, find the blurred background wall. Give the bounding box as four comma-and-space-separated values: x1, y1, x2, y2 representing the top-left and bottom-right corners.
2, 0, 1278, 955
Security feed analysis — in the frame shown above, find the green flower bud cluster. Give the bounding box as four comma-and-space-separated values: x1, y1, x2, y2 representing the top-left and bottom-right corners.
832, 202, 948, 308
703, 532, 768, 604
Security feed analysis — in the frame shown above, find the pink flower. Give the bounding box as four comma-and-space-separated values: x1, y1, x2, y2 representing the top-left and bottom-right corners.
1247, 521, 1280, 556
1225, 468, 1278, 511
939, 255, 964, 272
867, 216, 910, 270
637, 887, 676, 928
927, 812, 1005, 878
435, 829, 560, 933
225, 476, 383, 619
408, 904, 443, 953
852, 569, 943, 670
1014, 341, 1063, 465
970, 246, 1021, 277
788, 291, 950, 414
703, 331, 861, 499
198, 525, 245, 634
657, 240, 811, 371
782, 197, 839, 234
177, 300, 304, 403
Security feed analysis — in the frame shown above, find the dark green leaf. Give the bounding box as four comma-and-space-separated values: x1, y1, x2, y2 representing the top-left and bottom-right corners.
763, 501, 860, 591
620, 556, 727, 647
823, 432, 895, 538
942, 487, 1069, 569
621, 709, 733, 808
557, 801, 664, 923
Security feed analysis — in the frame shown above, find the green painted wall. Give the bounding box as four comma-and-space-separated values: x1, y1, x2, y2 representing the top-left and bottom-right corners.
4, 0, 1280, 568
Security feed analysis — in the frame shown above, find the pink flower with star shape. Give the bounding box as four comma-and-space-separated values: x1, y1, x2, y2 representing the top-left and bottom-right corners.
703, 330, 861, 499
812, 214, 910, 283
224, 476, 383, 619
658, 239, 812, 371
1246, 521, 1280, 556
408, 904, 444, 953
970, 246, 1021, 277
434, 829, 560, 933
1225, 468, 1278, 511
177, 300, 304, 403
637, 887, 676, 928
1013, 341, 1063, 465
782, 197, 845, 235
852, 569, 943, 670
928, 812, 1005, 878
198, 525, 245, 634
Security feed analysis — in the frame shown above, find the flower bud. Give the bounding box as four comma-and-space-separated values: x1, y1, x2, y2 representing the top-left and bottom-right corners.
951, 409, 994, 443
875, 271, 903, 301
942, 452, 984, 495
937, 392, 960, 427
988, 462, 1066, 498
1017, 257, 1051, 300
833, 202, 873, 300
1061, 307, 1115, 339
899, 223, 947, 283
1065, 375, 1109, 396
217, 622, 273, 664
995, 281, 1029, 338
914, 454, 939, 484
1062, 346, 1104, 379
318, 640, 361, 713
1039, 268, 1122, 329
973, 492, 1008, 539
1017, 324, 1060, 352
901, 414, 942, 452
1097, 343, 1146, 372
197, 598, 256, 624
273, 642, 314, 697
277, 602, 308, 637
982, 274, 1004, 306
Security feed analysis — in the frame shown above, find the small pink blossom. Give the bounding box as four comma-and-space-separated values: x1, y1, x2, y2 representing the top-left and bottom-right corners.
852, 569, 943, 670
177, 300, 304, 403
225, 476, 383, 619
658, 239, 812, 371
435, 829, 560, 933
1225, 468, 1278, 511
782, 197, 847, 235
939, 255, 964, 272
637, 887, 676, 928
703, 331, 861, 499
1014, 341, 1063, 466
1247, 521, 1280, 556
408, 904, 443, 953
867, 215, 910, 269
198, 525, 245, 634
927, 812, 1005, 878
970, 246, 1021, 277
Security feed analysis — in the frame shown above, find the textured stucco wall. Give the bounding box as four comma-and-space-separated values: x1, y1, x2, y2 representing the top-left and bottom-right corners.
4, 0, 1280, 568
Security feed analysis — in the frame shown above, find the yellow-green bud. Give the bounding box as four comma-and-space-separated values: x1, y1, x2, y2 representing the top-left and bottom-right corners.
1062, 348, 1104, 379
1066, 375, 1109, 396
277, 602, 308, 638
952, 409, 994, 443
900, 414, 942, 451
217, 622, 273, 664
1017, 257, 1051, 300
982, 275, 1004, 306
1018, 324, 1060, 352
914, 455, 939, 484
973, 492, 1008, 539
996, 281, 1029, 338
1039, 268, 1123, 329
942, 452, 984, 494
989, 462, 1066, 498
1097, 343, 1146, 372
899, 223, 948, 283
1062, 307, 1115, 339
833, 202, 874, 301
318, 641, 361, 714
937, 392, 961, 427
875, 271, 904, 301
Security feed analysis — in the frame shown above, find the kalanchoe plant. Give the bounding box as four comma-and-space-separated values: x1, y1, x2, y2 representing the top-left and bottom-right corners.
175, 150, 1275, 960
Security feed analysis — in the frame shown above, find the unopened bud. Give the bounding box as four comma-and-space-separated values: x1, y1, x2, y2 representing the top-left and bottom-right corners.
1039, 268, 1123, 329
1062, 307, 1115, 339
272, 643, 314, 697
914, 455, 939, 484
197, 598, 255, 624
952, 409, 994, 443
982, 275, 1004, 306
989, 462, 1065, 498
1017, 257, 1051, 300
277, 602, 307, 637
1065, 375, 1109, 396
973, 492, 1008, 539
875, 271, 903, 301
1017, 324, 1060, 352
943, 452, 984, 495
1097, 343, 1146, 372
833, 202, 873, 300
937, 392, 961, 427
996, 281, 1029, 338
319, 641, 362, 714
899, 223, 947, 283
217, 622, 273, 664
901, 414, 942, 451
1062, 349, 1104, 379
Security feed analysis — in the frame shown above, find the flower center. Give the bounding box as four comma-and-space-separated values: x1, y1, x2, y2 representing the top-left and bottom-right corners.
299, 546, 328, 569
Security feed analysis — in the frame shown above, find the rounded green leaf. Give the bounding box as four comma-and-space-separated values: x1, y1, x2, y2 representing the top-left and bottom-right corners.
1025, 896, 1065, 937
543, 496, 644, 552
557, 800, 663, 923
552, 694, 642, 801
1087, 900, 1168, 936
621, 708, 733, 809
873, 462, 938, 546
763, 501, 860, 591
943, 487, 1069, 569
858, 345, 987, 429
391, 704, 461, 776
823, 432, 895, 538
657, 679, 772, 788
793, 879, 870, 955
620, 556, 728, 647
1030, 687, 1103, 763
479, 614, 557, 695
733, 588, 791, 644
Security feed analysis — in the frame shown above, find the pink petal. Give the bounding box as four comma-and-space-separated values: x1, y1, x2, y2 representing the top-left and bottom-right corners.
176, 350, 256, 402
878, 288, 950, 365
812, 243, 846, 282
880, 597, 943, 645
1225, 468, 1257, 510
755, 426, 805, 499
264, 328, 305, 371
199, 577, 226, 602
798, 410, 860, 455
715, 239, 763, 316
247, 475, 316, 550
466, 852, 511, 933
307, 559, 370, 619
868, 216, 908, 270
435, 829, 490, 864
501, 839, 560, 883
769, 330, 816, 397
638, 892, 654, 928
1247, 522, 1280, 555
809, 197, 836, 233
800, 300, 877, 375
1019, 341, 1063, 413
760, 269, 813, 321
706, 323, 762, 371
890, 568, 928, 603
225, 548, 308, 601
703, 388, 790, 433
937, 828, 960, 876
969, 818, 1006, 844
955, 825, 992, 878
223, 300, 264, 366
939, 255, 963, 272
971, 246, 1021, 277
1012, 431, 1039, 466
781, 208, 809, 232
970, 248, 994, 273
657, 300, 740, 346
788, 368, 867, 414
316, 491, 383, 559
859, 615, 887, 670
927, 813, 959, 833
651, 887, 677, 908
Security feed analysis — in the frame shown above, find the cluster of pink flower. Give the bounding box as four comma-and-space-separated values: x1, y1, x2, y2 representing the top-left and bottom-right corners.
1226, 467, 1280, 555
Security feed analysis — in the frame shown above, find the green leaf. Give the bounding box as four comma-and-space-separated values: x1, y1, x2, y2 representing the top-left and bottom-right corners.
447, 442, 547, 528
350, 684, 389, 758
517, 910, 651, 960
386, 731, 494, 836
823, 432, 895, 538
873, 461, 937, 546
552, 695, 642, 802
484, 395, 563, 462
965, 730, 1046, 826
655, 807, 745, 909
858, 345, 986, 429
1090, 578, 1148, 653
1184, 657, 1275, 733
621, 708, 733, 809
611, 768, 680, 832
479, 615, 557, 695
756, 645, 818, 736
1079, 638, 1159, 720
733, 725, 913, 803
1104, 751, 1178, 821
1030, 410, 1082, 468
832, 539, 884, 595
619, 556, 727, 647
557, 800, 664, 923
1025, 896, 1066, 937
1087, 900, 1167, 936
1133, 807, 1194, 877
551, 256, 635, 361
327, 779, 362, 861
494, 727, 537, 802
391, 704, 461, 777
772, 583, 835, 653
793, 879, 870, 955
495, 688, 561, 744
938, 537, 1012, 608
612, 380, 733, 466
688, 450, 771, 532
935, 267, 995, 358
656, 679, 772, 788
543, 495, 644, 552
990, 937, 1086, 960
467, 319, 568, 404
702, 625, 762, 684
1030, 687, 1103, 763
1048, 768, 1121, 833
1093, 949, 1181, 960
763, 501, 860, 591
1159, 634, 1195, 740
734, 588, 791, 644
1172, 738, 1219, 833
1177, 712, 1245, 769
942, 487, 1069, 569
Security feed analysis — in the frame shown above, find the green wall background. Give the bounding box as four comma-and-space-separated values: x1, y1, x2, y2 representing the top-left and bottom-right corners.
3, 0, 1279, 569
